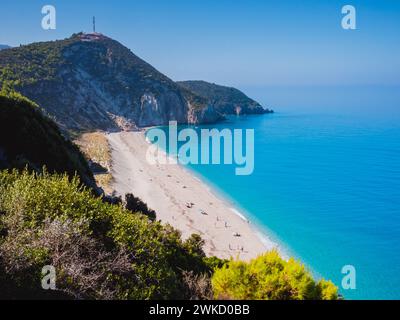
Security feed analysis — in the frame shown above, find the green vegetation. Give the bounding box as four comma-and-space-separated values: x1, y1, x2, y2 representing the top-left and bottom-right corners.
212, 250, 338, 300
0, 169, 215, 299
0, 37, 76, 86
125, 193, 157, 222
178, 80, 273, 114
178, 80, 258, 106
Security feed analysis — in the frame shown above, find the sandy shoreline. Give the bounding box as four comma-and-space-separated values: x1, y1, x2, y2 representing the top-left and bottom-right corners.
108, 131, 278, 261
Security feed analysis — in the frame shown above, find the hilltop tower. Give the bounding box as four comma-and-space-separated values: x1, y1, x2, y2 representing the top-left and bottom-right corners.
93, 16, 96, 33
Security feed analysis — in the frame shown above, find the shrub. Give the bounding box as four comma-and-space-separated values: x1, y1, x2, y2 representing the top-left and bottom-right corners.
211, 250, 339, 300
182, 271, 213, 300
1, 218, 132, 299
124, 193, 157, 222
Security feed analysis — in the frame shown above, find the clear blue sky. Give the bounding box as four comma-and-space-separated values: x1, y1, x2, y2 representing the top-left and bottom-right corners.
0, 0, 399, 87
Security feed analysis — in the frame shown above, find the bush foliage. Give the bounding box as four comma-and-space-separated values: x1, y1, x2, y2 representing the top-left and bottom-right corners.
0, 169, 213, 299
212, 250, 338, 300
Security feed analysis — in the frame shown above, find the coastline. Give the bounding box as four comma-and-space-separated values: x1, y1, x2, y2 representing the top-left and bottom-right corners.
180, 165, 290, 260
107, 130, 279, 261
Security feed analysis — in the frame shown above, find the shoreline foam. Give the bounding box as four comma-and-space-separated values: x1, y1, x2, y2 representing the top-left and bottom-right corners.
108, 131, 279, 261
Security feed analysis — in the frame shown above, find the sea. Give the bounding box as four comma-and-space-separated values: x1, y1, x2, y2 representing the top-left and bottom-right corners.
148, 85, 400, 300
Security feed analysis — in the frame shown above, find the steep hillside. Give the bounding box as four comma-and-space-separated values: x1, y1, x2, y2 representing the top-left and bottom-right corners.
0, 33, 223, 133
178, 80, 273, 115
0, 93, 95, 188
0, 169, 215, 300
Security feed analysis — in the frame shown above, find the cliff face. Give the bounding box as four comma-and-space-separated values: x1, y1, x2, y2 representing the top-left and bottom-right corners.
178, 80, 273, 115
0, 34, 223, 132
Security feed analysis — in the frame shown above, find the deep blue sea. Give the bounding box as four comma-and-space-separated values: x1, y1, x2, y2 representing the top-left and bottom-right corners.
150, 86, 400, 299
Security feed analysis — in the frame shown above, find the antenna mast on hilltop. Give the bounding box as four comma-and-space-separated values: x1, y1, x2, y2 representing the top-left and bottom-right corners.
93, 16, 96, 33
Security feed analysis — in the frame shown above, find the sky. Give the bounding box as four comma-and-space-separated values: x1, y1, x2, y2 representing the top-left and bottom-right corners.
0, 0, 399, 87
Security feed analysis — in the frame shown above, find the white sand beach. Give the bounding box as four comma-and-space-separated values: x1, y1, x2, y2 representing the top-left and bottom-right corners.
107, 131, 278, 261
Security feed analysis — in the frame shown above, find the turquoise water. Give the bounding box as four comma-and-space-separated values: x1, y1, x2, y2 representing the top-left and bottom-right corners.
150, 86, 400, 299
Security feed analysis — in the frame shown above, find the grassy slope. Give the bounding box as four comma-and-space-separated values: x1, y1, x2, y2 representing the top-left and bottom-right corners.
75, 132, 113, 194
0, 93, 95, 188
